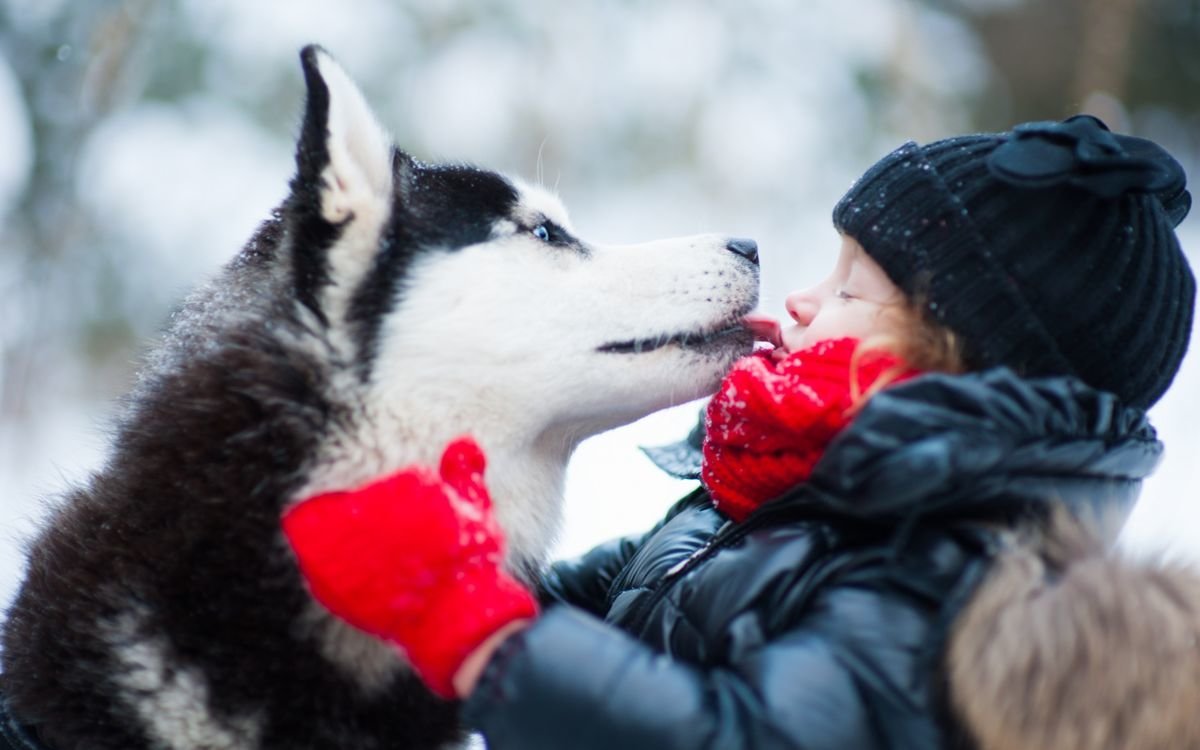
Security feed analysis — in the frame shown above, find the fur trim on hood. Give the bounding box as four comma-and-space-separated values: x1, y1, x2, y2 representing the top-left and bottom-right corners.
948, 507, 1200, 750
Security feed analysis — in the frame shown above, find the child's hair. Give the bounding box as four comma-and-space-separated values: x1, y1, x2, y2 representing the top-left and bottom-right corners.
850, 296, 965, 405
883, 295, 966, 374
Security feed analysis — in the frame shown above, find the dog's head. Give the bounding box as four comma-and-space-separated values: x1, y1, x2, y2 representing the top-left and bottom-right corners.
258, 47, 759, 560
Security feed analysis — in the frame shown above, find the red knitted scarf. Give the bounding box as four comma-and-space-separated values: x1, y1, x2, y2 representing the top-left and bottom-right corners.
701, 337, 920, 522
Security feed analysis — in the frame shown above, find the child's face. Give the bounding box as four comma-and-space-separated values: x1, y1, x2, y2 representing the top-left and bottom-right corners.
776, 235, 906, 356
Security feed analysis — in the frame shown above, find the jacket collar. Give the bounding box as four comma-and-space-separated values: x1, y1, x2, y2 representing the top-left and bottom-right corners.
644, 368, 1161, 522
640, 408, 707, 480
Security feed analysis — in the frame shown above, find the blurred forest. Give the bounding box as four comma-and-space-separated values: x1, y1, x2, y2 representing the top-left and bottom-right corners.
1, 0, 1199, 601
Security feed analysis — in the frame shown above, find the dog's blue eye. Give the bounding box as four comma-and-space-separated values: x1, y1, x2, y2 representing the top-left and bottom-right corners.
532, 223, 551, 242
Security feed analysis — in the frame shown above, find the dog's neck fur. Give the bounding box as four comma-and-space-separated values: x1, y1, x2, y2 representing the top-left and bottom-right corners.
484, 432, 575, 578
299, 370, 579, 577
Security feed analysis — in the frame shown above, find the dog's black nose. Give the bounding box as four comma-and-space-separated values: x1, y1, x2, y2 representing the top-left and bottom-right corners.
726, 238, 759, 265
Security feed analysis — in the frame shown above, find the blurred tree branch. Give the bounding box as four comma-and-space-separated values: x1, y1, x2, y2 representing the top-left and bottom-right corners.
0, 1, 159, 419
1072, 0, 1141, 127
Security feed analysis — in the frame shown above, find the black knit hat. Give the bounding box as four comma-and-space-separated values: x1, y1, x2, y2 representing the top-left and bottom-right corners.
833, 115, 1194, 409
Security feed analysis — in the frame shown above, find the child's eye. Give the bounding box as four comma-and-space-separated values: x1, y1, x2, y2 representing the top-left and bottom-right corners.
836, 289, 854, 300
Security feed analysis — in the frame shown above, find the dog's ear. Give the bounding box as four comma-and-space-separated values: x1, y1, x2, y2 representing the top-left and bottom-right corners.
295, 45, 392, 220
289, 46, 396, 324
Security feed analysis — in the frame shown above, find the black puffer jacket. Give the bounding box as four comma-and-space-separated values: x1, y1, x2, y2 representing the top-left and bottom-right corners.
462, 369, 1161, 749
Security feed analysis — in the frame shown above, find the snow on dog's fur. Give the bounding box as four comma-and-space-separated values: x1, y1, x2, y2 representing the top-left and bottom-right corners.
0, 46, 759, 749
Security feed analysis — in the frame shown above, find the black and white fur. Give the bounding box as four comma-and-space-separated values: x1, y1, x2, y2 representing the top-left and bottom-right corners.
0, 47, 759, 749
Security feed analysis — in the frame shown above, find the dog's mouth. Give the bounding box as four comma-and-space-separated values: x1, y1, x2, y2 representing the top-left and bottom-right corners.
597, 318, 755, 355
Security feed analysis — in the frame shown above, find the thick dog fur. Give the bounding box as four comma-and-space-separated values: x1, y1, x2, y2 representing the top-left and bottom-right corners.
0, 46, 759, 750
948, 508, 1200, 750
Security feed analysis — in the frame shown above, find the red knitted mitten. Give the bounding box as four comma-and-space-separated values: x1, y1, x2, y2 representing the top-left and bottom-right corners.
281, 437, 538, 698
703, 337, 918, 521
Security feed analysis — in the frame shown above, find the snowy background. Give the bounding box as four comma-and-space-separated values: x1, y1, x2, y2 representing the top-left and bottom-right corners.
2, 0, 1200, 611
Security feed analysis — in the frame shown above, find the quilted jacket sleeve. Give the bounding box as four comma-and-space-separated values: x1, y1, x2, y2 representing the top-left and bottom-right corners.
464, 555, 961, 750
537, 489, 706, 614
537, 537, 642, 614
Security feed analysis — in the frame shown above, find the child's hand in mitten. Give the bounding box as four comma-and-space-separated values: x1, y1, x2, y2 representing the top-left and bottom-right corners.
281, 436, 538, 698
702, 338, 919, 521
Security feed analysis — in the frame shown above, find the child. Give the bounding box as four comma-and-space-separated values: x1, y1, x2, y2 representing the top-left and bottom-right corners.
283, 114, 1195, 749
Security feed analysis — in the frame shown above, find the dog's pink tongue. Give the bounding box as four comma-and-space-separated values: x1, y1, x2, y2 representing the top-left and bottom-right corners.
742, 314, 782, 349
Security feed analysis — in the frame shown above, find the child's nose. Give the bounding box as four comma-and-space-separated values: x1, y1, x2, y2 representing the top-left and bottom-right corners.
785, 290, 818, 326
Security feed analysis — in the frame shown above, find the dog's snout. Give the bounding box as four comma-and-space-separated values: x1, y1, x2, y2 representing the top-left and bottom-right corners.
726, 238, 759, 266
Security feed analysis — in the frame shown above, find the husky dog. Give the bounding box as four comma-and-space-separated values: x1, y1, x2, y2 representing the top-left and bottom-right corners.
0, 46, 759, 749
